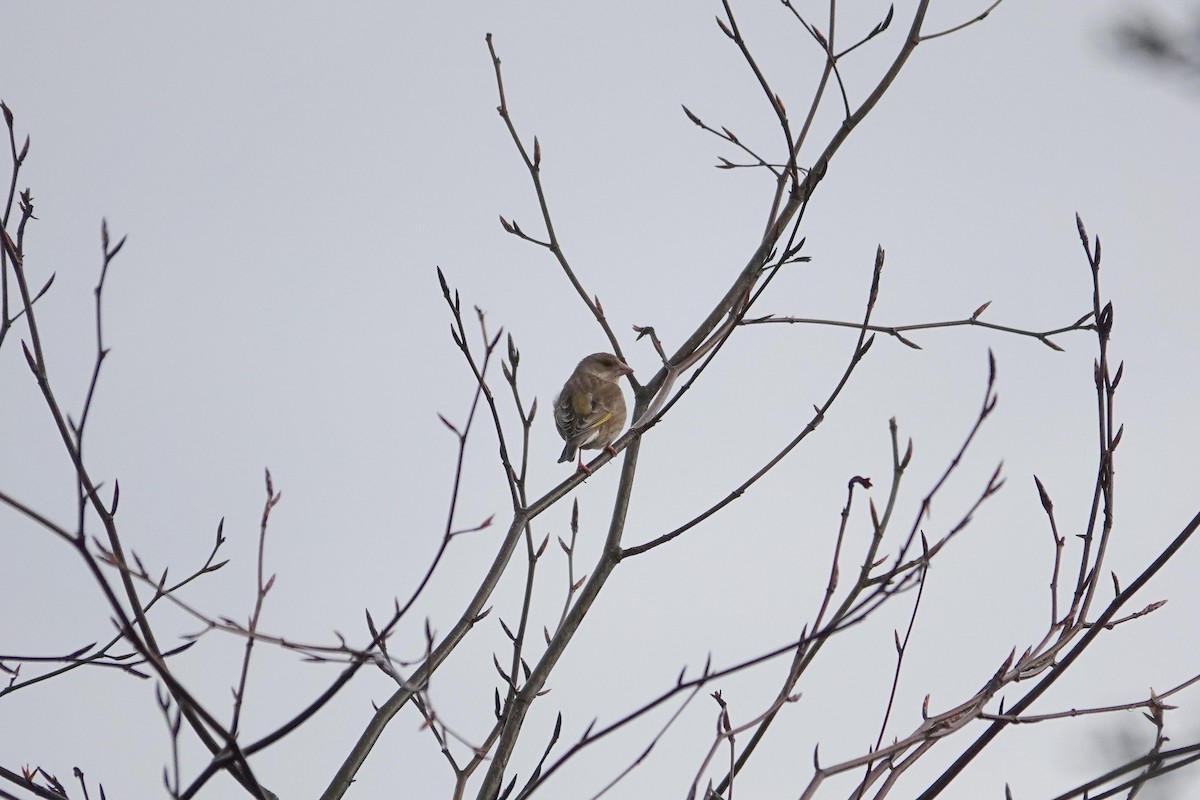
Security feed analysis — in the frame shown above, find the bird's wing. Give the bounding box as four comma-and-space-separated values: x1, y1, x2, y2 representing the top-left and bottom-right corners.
555, 375, 614, 441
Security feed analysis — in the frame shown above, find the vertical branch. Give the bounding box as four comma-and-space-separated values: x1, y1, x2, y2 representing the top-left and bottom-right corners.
1072, 215, 1119, 621
485, 35, 628, 365
1, 101, 32, 350
1033, 475, 1065, 626
856, 560, 929, 799
230, 471, 283, 735
474, 432, 645, 800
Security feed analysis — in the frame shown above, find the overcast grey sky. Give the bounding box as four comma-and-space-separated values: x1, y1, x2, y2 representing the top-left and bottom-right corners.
2, 2, 1199, 799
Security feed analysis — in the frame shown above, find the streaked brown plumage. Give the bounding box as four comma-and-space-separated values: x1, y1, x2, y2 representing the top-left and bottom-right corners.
554, 353, 633, 472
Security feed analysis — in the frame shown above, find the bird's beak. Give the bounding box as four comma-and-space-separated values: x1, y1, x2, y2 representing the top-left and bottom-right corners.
618, 361, 634, 376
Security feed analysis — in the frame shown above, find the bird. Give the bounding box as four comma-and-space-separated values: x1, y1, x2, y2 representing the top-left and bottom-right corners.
554, 352, 633, 473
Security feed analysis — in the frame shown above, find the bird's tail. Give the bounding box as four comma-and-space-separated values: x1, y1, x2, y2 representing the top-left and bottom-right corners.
558, 442, 576, 463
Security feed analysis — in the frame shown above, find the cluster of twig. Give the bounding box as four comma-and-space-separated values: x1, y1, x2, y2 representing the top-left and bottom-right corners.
401, 3, 1197, 799
3, 0, 1199, 799
1, 104, 378, 800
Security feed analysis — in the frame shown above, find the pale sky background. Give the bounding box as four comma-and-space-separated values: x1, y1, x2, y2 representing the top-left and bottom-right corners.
2, 2, 1199, 799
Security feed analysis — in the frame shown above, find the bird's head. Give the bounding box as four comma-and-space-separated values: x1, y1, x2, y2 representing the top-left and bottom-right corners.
579, 352, 633, 381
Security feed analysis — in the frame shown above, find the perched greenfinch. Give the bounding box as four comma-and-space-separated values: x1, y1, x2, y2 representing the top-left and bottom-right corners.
554, 353, 633, 473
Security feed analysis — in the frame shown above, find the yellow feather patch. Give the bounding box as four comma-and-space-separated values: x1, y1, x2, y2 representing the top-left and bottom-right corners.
588, 411, 612, 430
